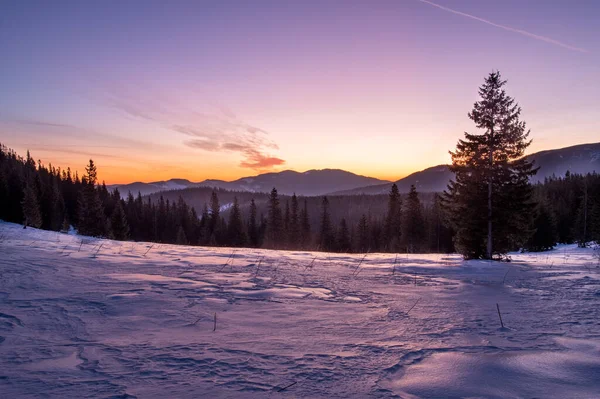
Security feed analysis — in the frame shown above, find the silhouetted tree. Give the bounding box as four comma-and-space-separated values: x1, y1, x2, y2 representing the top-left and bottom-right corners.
247, 199, 260, 247
384, 183, 402, 252
110, 200, 130, 240
176, 225, 188, 245
525, 199, 557, 252
77, 160, 107, 237
21, 179, 42, 228
266, 188, 283, 248
356, 214, 369, 253
319, 196, 335, 251
300, 198, 311, 249
443, 71, 536, 259
337, 218, 351, 252
402, 185, 425, 253
227, 197, 247, 247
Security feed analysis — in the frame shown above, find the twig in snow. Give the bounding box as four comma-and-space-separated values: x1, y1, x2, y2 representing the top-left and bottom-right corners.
78, 240, 84, 252
352, 253, 368, 277
91, 243, 103, 258
502, 266, 511, 285
406, 298, 421, 315
392, 254, 398, 275
496, 303, 505, 328
255, 257, 263, 278
218, 250, 236, 272
213, 312, 217, 332
143, 244, 154, 257
277, 381, 297, 392
192, 317, 202, 325
304, 257, 317, 272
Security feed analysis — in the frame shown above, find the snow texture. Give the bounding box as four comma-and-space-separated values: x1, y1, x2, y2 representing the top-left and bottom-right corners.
0, 221, 599, 398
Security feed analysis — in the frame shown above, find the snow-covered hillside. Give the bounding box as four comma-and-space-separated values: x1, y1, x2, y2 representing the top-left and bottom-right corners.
1, 222, 599, 398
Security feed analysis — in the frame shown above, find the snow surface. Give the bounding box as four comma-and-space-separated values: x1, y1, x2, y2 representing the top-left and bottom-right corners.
1, 221, 599, 398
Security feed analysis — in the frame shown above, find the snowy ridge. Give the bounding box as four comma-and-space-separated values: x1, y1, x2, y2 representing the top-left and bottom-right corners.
0, 222, 599, 398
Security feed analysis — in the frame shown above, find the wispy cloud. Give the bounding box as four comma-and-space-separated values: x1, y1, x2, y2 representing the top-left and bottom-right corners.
417, 0, 589, 53
103, 89, 285, 172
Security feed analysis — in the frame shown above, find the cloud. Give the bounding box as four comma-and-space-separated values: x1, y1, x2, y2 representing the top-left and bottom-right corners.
102, 89, 285, 172
239, 150, 286, 171
184, 139, 221, 151
417, 0, 589, 53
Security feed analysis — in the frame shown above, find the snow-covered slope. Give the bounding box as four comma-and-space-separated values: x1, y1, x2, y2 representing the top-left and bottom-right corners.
1, 222, 599, 398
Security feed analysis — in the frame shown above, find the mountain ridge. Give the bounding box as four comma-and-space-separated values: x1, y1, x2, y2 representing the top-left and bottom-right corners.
333, 142, 600, 195
109, 142, 600, 197
108, 168, 390, 197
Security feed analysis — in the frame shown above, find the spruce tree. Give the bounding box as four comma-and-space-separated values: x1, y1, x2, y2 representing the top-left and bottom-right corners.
384, 183, 402, 252
357, 214, 369, 253
443, 71, 537, 259
402, 185, 425, 253
77, 160, 107, 237
319, 196, 335, 251
247, 199, 260, 247
110, 200, 130, 240
176, 225, 188, 245
574, 177, 592, 247
299, 198, 311, 249
209, 190, 220, 237
22, 180, 42, 228
266, 188, 283, 248
525, 199, 557, 252
289, 193, 300, 248
337, 218, 351, 252
283, 200, 290, 247
227, 197, 247, 247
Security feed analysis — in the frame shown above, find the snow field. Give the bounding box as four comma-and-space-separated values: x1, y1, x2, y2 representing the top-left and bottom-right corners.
0, 222, 599, 398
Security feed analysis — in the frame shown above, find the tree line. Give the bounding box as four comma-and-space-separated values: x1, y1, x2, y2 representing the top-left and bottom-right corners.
0, 141, 598, 256
0, 144, 451, 252
2, 74, 599, 258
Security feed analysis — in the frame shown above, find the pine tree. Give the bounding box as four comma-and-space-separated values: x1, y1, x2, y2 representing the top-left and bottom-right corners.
209, 190, 220, 237
227, 197, 247, 247
384, 183, 402, 252
357, 214, 369, 253
443, 71, 537, 259
110, 200, 130, 240
22, 180, 42, 228
289, 193, 300, 248
525, 199, 557, 252
337, 218, 351, 252
298, 199, 310, 249
574, 177, 592, 247
266, 188, 283, 248
77, 160, 107, 237
176, 225, 188, 245
319, 196, 335, 251
283, 200, 290, 247
402, 185, 425, 253
247, 199, 259, 247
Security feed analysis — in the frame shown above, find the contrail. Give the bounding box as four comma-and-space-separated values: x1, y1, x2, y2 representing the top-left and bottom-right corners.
417, 0, 588, 53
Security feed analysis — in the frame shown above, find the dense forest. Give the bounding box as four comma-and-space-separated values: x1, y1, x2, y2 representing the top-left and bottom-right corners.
1, 143, 599, 255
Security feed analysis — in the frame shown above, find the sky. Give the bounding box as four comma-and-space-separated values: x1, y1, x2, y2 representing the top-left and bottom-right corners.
1, 0, 599, 184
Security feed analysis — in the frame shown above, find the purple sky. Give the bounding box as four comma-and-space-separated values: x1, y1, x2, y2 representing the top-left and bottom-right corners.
1, 0, 598, 183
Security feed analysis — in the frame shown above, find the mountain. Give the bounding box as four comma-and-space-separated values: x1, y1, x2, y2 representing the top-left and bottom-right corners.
334, 142, 600, 195
107, 179, 201, 197
110, 169, 390, 197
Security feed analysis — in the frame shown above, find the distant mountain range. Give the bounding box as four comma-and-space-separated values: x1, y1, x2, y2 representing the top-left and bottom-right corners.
335, 142, 600, 195
108, 169, 389, 197
109, 142, 600, 197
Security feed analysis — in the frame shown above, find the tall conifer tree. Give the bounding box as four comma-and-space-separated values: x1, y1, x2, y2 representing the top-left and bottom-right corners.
443, 71, 536, 259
